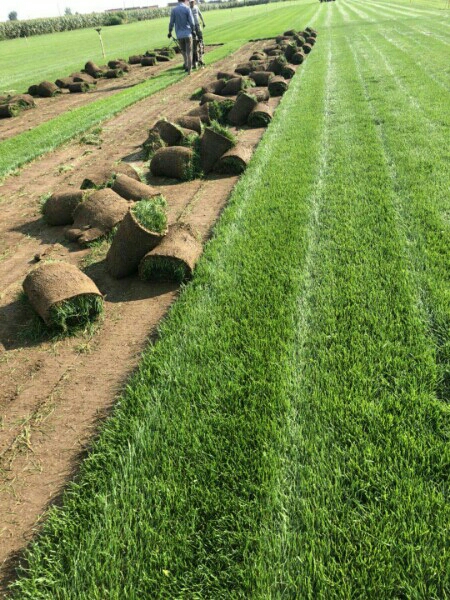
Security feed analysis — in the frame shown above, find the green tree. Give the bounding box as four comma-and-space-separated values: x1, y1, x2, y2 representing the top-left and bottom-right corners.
8, 11, 18, 20
64, 7, 72, 15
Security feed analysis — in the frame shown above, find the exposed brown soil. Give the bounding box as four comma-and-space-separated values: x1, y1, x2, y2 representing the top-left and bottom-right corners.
0, 40, 281, 590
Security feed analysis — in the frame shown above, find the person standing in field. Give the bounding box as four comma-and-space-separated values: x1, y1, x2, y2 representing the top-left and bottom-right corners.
189, 0, 205, 67
168, 0, 196, 75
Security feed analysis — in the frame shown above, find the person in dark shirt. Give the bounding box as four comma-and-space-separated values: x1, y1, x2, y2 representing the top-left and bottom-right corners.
168, 0, 196, 74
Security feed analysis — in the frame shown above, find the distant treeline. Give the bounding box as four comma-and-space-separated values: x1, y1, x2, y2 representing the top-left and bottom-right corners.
0, 0, 288, 40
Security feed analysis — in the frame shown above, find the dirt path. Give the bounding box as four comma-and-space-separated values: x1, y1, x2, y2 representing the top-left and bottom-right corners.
0, 40, 280, 588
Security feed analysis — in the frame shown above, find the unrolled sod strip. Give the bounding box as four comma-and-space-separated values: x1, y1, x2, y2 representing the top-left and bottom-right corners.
139, 224, 202, 283
22, 261, 103, 329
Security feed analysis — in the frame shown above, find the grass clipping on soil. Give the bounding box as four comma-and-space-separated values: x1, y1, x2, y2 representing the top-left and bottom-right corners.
131, 195, 167, 233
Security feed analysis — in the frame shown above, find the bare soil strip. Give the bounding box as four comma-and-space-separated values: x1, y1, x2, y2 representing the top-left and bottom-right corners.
0, 40, 279, 583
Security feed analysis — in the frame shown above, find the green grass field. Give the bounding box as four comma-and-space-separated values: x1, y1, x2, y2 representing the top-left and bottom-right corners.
8, 0, 450, 597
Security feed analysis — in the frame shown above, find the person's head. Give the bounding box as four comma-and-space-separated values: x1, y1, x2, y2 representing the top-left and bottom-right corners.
189, 0, 195, 5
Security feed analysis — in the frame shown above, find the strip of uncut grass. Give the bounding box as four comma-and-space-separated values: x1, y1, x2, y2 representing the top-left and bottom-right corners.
10, 8, 329, 598
0, 43, 239, 179
0, 0, 316, 93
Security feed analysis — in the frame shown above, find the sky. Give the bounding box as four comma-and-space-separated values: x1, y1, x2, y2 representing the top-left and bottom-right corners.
2, 0, 172, 21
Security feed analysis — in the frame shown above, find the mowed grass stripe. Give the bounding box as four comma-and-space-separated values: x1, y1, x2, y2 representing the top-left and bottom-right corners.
0, 42, 240, 180
363, 0, 450, 19
10, 8, 332, 599
273, 12, 448, 597
349, 25, 450, 403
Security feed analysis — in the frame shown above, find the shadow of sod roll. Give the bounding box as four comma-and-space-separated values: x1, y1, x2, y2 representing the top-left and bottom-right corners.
227, 92, 258, 126
65, 188, 130, 246
214, 143, 253, 175
247, 102, 273, 127
22, 262, 103, 330
139, 223, 202, 283
42, 190, 85, 225
106, 207, 166, 278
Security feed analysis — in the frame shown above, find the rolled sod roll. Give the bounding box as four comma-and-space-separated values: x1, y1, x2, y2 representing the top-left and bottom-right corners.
268, 76, 289, 97
267, 49, 282, 57
85, 61, 105, 78
72, 72, 96, 84
284, 42, 298, 62
215, 143, 253, 175
139, 224, 202, 283
263, 45, 280, 55
306, 27, 318, 37
108, 59, 130, 71
0, 102, 21, 118
249, 71, 272, 86
55, 76, 75, 88
252, 87, 270, 102
68, 82, 93, 93
42, 190, 84, 225
267, 56, 287, 75
294, 34, 306, 46
200, 127, 235, 174
129, 54, 144, 64
106, 209, 165, 278
80, 162, 140, 190
247, 102, 273, 127
252, 62, 269, 72
152, 120, 185, 146
187, 103, 211, 125
15, 94, 36, 108
175, 115, 202, 134
291, 51, 305, 65
249, 52, 265, 61
105, 69, 124, 79
227, 92, 258, 126
201, 79, 226, 95
65, 188, 130, 245
199, 93, 230, 106
37, 81, 61, 97
275, 35, 291, 43
141, 57, 157, 66
281, 64, 297, 79
216, 71, 236, 81
143, 131, 165, 159
112, 174, 160, 201
150, 146, 195, 180
306, 36, 316, 46
284, 29, 297, 36
302, 43, 313, 54
220, 77, 252, 96
234, 63, 252, 76
23, 262, 103, 329
28, 85, 39, 96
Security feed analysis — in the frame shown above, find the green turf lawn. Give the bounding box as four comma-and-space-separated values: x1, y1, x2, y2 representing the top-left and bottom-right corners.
9, 0, 450, 597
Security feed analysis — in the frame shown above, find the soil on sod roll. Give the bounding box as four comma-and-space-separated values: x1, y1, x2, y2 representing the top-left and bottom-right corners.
247, 102, 273, 127
112, 173, 160, 201
201, 79, 226, 95
249, 71, 273, 86
22, 261, 103, 329
200, 127, 235, 174
13, 94, 36, 109
27, 84, 39, 96
249, 52, 266, 61
234, 63, 253, 76
42, 190, 85, 225
268, 75, 289, 97
106, 206, 166, 279
263, 44, 280, 55
37, 81, 61, 98
150, 146, 195, 180
65, 188, 130, 245
175, 116, 202, 134
80, 162, 140, 189
139, 223, 202, 283
227, 92, 258, 126
214, 143, 253, 175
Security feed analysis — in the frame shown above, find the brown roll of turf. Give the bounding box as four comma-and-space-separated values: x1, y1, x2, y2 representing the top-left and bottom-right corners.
294, 35, 306, 46
28, 85, 39, 96
200, 127, 235, 174
141, 57, 157, 66
306, 28, 317, 37
275, 35, 291, 43
152, 120, 185, 146
291, 51, 305, 65
216, 71, 236, 81
68, 82, 92, 93
281, 64, 297, 79
55, 77, 75, 89
80, 162, 140, 190
252, 87, 270, 102
267, 49, 282, 57
139, 224, 202, 283
105, 69, 124, 79
227, 92, 258, 126
268, 76, 289, 97
284, 42, 297, 61
143, 131, 166, 159
65, 188, 130, 245
85, 61, 105, 78
249, 71, 272, 86
234, 63, 252, 76
201, 79, 226, 94
263, 45, 280, 55
302, 43, 313, 54
249, 52, 265, 61
252, 63, 269, 72
108, 59, 126, 69
187, 103, 211, 125
220, 77, 251, 96
155, 54, 171, 62
284, 29, 296, 36
22, 262, 102, 326
112, 174, 160, 201
42, 190, 84, 225
267, 57, 287, 75
0, 103, 21, 118
200, 92, 231, 106
306, 37, 316, 46
247, 102, 273, 128
106, 209, 165, 278
37, 81, 61, 98
12, 94, 35, 108
215, 143, 253, 175
72, 72, 97, 84
150, 146, 194, 180
129, 54, 144, 64
175, 115, 202, 134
